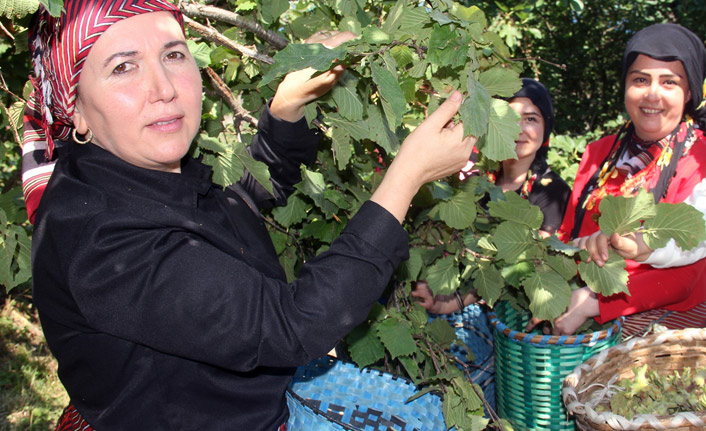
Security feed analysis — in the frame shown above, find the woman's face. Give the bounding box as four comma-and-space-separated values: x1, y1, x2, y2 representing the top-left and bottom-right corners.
624, 54, 691, 142
73, 12, 202, 173
508, 97, 545, 162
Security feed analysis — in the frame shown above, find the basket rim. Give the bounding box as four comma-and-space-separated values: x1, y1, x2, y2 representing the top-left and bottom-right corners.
562, 327, 706, 430
488, 305, 622, 347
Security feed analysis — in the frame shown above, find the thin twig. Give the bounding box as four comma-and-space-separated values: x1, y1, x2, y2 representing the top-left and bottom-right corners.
512, 56, 567, 70
184, 17, 274, 64
452, 356, 505, 431
419, 335, 447, 393
204, 67, 258, 127
260, 215, 309, 264
179, 2, 288, 49
0, 75, 24, 146
0, 21, 14, 40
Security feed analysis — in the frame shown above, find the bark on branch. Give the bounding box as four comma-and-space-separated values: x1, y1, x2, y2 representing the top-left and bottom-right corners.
204, 67, 259, 128
185, 17, 274, 65
179, 2, 288, 50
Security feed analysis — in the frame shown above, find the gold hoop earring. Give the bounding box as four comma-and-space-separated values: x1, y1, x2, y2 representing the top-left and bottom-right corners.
72, 128, 93, 145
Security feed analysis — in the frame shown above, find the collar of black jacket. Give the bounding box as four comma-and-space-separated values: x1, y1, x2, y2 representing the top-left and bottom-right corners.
66, 141, 214, 208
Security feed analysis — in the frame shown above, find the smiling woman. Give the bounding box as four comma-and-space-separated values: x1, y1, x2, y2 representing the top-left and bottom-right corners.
22, 1, 475, 430
556, 23, 706, 337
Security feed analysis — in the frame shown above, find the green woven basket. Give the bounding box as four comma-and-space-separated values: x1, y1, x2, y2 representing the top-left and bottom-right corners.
489, 301, 622, 431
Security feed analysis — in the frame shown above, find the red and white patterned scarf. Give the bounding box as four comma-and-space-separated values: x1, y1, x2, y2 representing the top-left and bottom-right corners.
22, 0, 184, 223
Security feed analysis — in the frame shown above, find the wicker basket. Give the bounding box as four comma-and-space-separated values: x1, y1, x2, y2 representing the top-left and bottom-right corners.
489, 301, 622, 431
287, 356, 447, 431
562, 328, 706, 431
431, 303, 496, 411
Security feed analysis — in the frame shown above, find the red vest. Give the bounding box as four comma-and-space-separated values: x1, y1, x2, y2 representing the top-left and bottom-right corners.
559, 127, 706, 323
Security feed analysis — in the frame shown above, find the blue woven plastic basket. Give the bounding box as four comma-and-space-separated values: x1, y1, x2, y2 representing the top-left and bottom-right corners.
287, 356, 447, 431
430, 303, 495, 411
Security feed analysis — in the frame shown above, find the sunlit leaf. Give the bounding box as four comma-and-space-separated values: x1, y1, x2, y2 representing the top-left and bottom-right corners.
487, 191, 543, 229
367, 104, 399, 154
260, 44, 347, 86
643, 202, 706, 250
398, 6, 430, 31
578, 252, 630, 296
523, 268, 572, 322
472, 265, 503, 307
475, 98, 520, 161
426, 255, 460, 296
460, 77, 491, 138
331, 72, 364, 121
372, 62, 406, 128
330, 125, 353, 169
598, 189, 656, 236
545, 235, 582, 256
233, 140, 273, 196
479, 67, 521, 98
432, 191, 477, 229
326, 114, 369, 141
545, 254, 578, 281
362, 26, 392, 45
397, 247, 425, 282
493, 221, 533, 263
187, 40, 212, 69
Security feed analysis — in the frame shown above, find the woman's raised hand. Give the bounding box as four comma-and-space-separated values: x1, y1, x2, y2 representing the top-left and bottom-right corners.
371, 91, 476, 222
270, 31, 357, 122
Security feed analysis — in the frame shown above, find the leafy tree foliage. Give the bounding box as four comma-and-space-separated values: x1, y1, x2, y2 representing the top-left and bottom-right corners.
1, 1, 705, 430
470, 0, 706, 135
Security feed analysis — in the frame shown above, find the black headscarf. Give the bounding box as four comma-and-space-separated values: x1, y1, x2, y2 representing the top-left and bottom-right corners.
622, 23, 706, 128
511, 78, 555, 144
509, 78, 555, 176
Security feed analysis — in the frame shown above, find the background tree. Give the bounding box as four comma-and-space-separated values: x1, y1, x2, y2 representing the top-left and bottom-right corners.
475, 0, 706, 134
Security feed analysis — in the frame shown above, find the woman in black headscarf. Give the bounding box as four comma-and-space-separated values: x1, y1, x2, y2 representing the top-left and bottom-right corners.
488, 77, 571, 237
413, 78, 571, 313
555, 23, 706, 336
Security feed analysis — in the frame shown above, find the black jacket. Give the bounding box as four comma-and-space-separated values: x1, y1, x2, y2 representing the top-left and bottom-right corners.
32, 107, 409, 431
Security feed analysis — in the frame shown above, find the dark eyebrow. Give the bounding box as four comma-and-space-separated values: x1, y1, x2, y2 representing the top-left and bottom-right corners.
102, 40, 188, 68
628, 69, 685, 80
103, 51, 137, 68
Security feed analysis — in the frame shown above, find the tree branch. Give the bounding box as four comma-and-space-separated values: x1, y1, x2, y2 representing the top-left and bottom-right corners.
179, 2, 289, 50
512, 56, 567, 70
184, 17, 274, 65
0, 74, 24, 146
204, 67, 258, 128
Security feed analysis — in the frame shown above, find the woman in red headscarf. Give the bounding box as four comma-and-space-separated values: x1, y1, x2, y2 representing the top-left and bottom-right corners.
551, 23, 706, 336
24, 1, 475, 430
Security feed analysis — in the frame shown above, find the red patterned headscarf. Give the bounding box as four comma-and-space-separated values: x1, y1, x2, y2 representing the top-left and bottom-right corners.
22, 0, 184, 223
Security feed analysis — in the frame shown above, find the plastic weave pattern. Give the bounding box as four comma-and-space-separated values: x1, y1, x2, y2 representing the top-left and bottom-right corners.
287, 357, 447, 431
489, 301, 622, 431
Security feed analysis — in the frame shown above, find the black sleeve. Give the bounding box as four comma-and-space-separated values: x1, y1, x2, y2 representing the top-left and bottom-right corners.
237, 102, 321, 209
67, 201, 408, 372
527, 170, 571, 235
